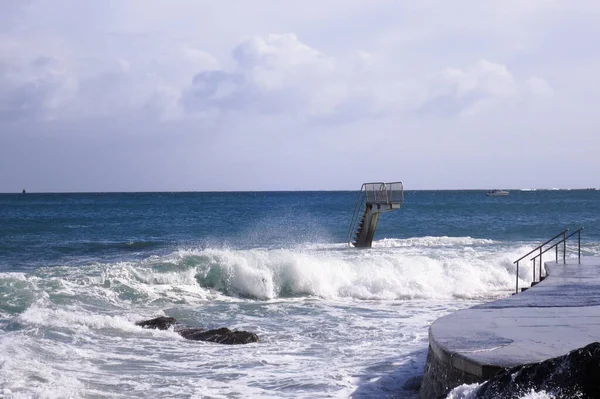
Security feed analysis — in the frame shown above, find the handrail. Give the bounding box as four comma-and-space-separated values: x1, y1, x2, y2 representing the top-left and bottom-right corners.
529, 228, 584, 281
513, 228, 569, 264
513, 227, 583, 294
347, 185, 368, 246
530, 228, 584, 260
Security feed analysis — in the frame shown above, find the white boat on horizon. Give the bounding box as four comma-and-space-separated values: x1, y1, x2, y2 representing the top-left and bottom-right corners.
486, 189, 509, 197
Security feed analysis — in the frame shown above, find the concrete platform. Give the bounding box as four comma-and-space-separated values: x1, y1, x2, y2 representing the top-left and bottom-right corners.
420, 256, 600, 398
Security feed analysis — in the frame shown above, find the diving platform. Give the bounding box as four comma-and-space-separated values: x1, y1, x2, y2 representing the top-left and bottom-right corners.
348, 182, 404, 248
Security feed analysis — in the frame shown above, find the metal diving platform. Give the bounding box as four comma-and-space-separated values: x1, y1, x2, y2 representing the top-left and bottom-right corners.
347, 181, 404, 248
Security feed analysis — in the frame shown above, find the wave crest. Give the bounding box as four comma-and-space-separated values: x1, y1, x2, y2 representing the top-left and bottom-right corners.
188, 240, 527, 300
2, 238, 541, 306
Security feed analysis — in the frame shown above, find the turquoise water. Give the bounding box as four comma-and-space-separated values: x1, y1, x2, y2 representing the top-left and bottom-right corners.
1, 189, 599, 398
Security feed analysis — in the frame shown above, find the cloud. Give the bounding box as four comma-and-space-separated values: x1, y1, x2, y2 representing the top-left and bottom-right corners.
182, 37, 552, 122
525, 76, 554, 98
182, 34, 339, 117
1, 1, 600, 192
0, 24, 554, 129
422, 60, 552, 117
0, 56, 76, 121
0, 46, 182, 123
439, 60, 518, 99
178, 47, 220, 70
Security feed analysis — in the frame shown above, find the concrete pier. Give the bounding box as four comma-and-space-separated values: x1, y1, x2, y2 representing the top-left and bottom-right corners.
420, 257, 600, 399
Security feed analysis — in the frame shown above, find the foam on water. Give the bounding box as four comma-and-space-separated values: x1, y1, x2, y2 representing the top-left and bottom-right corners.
2, 190, 599, 397
446, 384, 557, 399
187, 238, 533, 300
373, 236, 495, 248
0, 237, 549, 398
2, 236, 533, 305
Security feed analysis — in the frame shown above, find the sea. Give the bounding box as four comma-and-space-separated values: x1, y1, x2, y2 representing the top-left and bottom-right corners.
1, 189, 600, 399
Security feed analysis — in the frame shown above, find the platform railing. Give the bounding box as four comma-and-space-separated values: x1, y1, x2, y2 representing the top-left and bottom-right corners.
513, 227, 583, 294
362, 182, 404, 205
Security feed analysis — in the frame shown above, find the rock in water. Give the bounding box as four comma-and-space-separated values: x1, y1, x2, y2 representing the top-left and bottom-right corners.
135, 316, 177, 330
475, 342, 600, 399
135, 317, 259, 345
179, 327, 259, 345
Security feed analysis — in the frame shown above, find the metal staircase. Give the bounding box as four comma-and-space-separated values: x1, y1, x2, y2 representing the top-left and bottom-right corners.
348, 182, 404, 248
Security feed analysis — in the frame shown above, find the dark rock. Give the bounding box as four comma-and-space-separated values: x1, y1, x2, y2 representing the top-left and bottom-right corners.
135, 317, 259, 345
179, 327, 259, 345
135, 316, 177, 330
474, 342, 600, 399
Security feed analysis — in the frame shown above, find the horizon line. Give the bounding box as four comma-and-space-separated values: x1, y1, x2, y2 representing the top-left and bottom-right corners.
3, 187, 599, 194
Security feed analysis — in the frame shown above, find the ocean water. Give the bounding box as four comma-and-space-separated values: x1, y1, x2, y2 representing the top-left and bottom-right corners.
1, 189, 599, 398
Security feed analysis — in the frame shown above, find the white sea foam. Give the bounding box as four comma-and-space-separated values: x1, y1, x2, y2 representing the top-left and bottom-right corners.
0, 333, 88, 398
520, 391, 556, 399
373, 236, 495, 248
4, 237, 539, 304
18, 303, 155, 335
446, 384, 557, 399
186, 239, 533, 300
0, 237, 550, 398
445, 383, 481, 398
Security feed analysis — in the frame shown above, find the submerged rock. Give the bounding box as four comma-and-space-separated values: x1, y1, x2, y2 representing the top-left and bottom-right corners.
135, 316, 177, 330
179, 327, 259, 345
474, 342, 600, 399
135, 316, 259, 345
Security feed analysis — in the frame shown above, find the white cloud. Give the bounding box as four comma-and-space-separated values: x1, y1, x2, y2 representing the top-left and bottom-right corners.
424, 60, 554, 117
178, 47, 220, 71
525, 76, 554, 98
0, 1, 563, 126
183, 38, 553, 121
440, 60, 518, 99
0, 15, 557, 129
1, 0, 600, 191
0, 55, 77, 121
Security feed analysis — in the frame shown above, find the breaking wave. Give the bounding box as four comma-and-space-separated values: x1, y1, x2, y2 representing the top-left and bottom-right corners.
0, 237, 537, 309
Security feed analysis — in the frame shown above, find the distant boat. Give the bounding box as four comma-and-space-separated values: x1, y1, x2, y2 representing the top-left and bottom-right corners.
487, 189, 509, 197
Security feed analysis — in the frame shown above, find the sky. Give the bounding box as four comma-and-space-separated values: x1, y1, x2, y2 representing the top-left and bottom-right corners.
1, 0, 599, 192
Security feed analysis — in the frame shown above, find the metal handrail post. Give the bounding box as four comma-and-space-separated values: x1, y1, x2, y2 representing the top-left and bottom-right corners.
555, 245, 558, 262
515, 261, 519, 294
563, 231, 567, 264
532, 258, 536, 282
539, 248, 543, 279
578, 230, 581, 264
